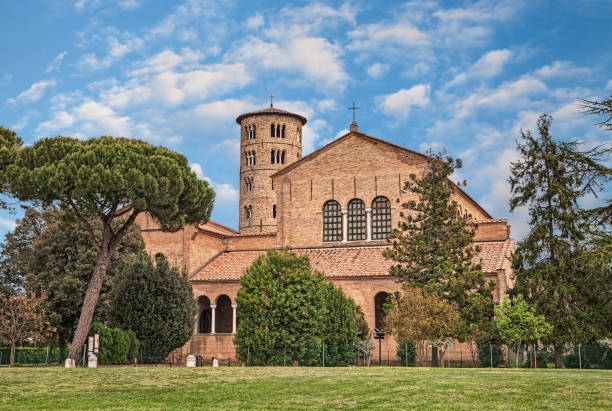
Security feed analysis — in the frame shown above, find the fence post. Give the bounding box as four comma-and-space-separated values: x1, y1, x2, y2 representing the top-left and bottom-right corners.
247, 346, 250, 366
284, 347, 286, 366
322, 343, 325, 367
405, 344, 408, 367
489, 343, 493, 368
534, 344, 537, 368
578, 344, 582, 370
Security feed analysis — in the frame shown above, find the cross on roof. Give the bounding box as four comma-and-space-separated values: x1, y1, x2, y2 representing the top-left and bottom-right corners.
347, 102, 360, 123
269, 94, 274, 108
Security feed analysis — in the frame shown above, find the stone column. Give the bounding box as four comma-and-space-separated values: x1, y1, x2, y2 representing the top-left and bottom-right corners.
342, 210, 348, 243
366, 208, 372, 241
210, 305, 216, 334
232, 305, 237, 334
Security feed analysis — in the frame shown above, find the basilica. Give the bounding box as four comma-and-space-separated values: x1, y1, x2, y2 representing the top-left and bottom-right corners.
136, 105, 515, 364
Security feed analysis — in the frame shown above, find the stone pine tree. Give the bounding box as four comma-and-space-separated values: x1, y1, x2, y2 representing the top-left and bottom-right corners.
383, 150, 495, 366
24, 208, 144, 362
508, 114, 611, 367
109, 253, 196, 363
0, 135, 214, 362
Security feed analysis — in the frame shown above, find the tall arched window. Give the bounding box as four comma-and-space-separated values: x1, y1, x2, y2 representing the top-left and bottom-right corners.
347, 199, 366, 241
276, 124, 281, 138
245, 205, 252, 219
280, 150, 285, 164
323, 200, 342, 242
215, 295, 232, 333
197, 296, 211, 333
271, 150, 275, 164
374, 292, 389, 332
273, 204, 277, 218
281, 125, 285, 138
371, 196, 391, 240
244, 177, 253, 191
270, 124, 275, 137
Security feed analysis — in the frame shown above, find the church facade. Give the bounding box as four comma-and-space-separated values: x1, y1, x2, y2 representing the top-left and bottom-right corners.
136, 106, 515, 364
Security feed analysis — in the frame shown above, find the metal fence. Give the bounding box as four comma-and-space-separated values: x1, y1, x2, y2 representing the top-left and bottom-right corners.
2, 343, 611, 369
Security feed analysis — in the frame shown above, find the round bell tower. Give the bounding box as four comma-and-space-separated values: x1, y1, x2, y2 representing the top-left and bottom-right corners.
236, 104, 307, 234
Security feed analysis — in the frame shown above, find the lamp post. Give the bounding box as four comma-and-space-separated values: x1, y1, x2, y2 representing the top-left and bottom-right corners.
374, 328, 385, 366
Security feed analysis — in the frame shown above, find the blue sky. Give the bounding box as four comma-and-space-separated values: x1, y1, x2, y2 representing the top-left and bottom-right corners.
0, 0, 610, 239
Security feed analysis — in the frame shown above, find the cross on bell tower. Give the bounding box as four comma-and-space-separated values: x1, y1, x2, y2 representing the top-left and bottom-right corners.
348, 102, 360, 131
269, 94, 274, 108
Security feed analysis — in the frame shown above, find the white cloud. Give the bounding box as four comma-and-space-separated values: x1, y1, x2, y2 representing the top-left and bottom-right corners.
229, 36, 347, 93
377, 84, 431, 119
347, 21, 429, 51
118, 0, 140, 9
317, 99, 336, 112
45, 52, 67, 73
7, 79, 56, 104
246, 13, 264, 30
366, 62, 390, 79
190, 163, 238, 205
534, 60, 592, 79
448, 49, 513, 86
0, 217, 16, 231
606, 80, 612, 91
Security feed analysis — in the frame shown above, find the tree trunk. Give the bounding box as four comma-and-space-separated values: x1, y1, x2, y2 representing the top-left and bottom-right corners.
67, 248, 111, 362
516, 344, 521, 368
431, 346, 438, 367
554, 345, 563, 369
10, 343, 15, 367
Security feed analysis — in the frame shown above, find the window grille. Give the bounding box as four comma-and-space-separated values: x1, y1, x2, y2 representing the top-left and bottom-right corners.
347, 199, 366, 241
371, 196, 391, 239
322, 200, 342, 242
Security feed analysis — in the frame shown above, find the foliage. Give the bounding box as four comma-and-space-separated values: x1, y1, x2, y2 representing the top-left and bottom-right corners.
477, 343, 505, 367
235, 250, 363, 366
494, 295, 552, 367
0, 134, 215, 361
383, 150, 495, 342
0, 346, 68, 366
508, 114, 611, 361
109, 253, 196, 364
581, 95, 612, 131
0, 292, 52, 366
0, 126, 23, 210
562, 345, 612, 369
89, 322, 139, 365
20, 208, 144, 361
386, 284, 461, 345
396, 341, 417, 366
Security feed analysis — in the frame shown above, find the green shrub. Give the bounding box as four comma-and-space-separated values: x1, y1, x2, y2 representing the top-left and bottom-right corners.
0, 347, 68, 365
90, 322, 139, 365
397, 342, 417, 366
563, 345, 612, 369
477, 343, 505, 367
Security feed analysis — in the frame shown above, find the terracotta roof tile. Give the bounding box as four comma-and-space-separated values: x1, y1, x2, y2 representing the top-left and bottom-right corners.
190, 240, 514, 281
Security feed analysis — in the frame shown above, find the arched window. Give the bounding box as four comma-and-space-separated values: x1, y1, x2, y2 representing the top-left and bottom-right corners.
154, 252, 166, 263
246, 151, 256, 166
276, 124, 281, 138
371, 196, 391, 240
271, 124, 275, 137
215, 295, 232, 333
244, 177, 253, 192
251, 125, 256, 139
322, 200, 342, 242
273, 204, 277, 218
374, 292, 389, 332
281, 150, 285, 164
297, 127, 301, 142
271, 150, 275, 164
245, 205, 252, 220
347, 199, 366, 241
281, 125, 285, 138
197, 296, 211, 333
276, 150, 280, 164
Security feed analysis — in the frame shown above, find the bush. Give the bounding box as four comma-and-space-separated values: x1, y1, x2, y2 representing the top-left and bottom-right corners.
477, 343, 505, 367
90, 322, 139, 365
397, 342, 417, 366
563, 345, 612, 369
109, 254, 195, 364
0, 347, 68, 365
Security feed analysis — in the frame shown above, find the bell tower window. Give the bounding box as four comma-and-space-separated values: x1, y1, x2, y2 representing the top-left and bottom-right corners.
273, 204, 277, 218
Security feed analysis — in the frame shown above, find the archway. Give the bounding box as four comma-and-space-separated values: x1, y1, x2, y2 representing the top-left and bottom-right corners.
374, 292, 389, 332
215, 295, 233, 333
197, 296, 212, 334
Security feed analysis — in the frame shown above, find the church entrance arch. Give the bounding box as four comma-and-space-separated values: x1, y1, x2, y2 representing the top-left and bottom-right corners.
197, 296, 212, 334
215, 294, 233, 333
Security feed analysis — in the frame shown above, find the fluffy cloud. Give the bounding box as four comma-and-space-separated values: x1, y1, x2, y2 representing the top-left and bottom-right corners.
347, 21, 429, 52
7, 79, 56, 104
246, 13, 264, 30
45, 52, 68, 73
534, 60, 592, 79
377, 84, 431, 119
366, 63, 390, 79
448, 49, 513, 86
190, 163, 238, 205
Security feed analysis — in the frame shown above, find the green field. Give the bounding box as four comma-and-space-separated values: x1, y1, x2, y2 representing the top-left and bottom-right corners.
1, 366, 610, 410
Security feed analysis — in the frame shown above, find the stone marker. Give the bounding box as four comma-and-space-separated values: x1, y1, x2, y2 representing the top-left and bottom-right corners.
65, 358, 75, 368
186, 354, 196, 367
212, 358, 219, 367
88, 354, 98, 368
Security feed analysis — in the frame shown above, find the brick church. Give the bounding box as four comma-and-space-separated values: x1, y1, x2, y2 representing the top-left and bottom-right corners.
136, 105, 515, 364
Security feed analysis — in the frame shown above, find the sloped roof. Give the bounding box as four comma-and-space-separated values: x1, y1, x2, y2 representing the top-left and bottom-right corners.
197, 220, 239, 236
190, 239, 514, 281
235, 106, 307, 125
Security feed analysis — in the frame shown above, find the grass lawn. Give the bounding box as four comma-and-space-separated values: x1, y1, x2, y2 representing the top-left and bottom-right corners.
1, 366, 610, 410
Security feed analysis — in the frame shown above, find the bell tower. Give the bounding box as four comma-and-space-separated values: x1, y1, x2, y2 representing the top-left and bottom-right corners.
236, 103, 307, 234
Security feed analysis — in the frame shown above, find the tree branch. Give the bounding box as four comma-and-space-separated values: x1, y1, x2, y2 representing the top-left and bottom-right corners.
69, 200, 101, 253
